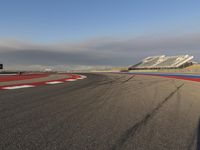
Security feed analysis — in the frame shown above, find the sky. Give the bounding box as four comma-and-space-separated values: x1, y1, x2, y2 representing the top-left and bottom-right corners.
0, 0, 200, 70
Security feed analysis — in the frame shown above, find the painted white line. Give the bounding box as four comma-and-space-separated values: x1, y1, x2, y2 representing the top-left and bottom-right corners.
77, 77, 86, 80
2, 85, 35, 90
46, 81, 64, 84
80, 75, 87, 79
66, 79, 77, 81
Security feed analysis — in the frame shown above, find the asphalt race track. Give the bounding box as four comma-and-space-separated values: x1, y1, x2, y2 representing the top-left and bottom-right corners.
1, 73, 200, 150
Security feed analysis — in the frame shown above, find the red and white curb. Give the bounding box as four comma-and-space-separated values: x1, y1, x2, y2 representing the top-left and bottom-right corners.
46, 81, 64, 84
2, 85, 36, 90
65, 79, 77, 81
0, 74, 87, 90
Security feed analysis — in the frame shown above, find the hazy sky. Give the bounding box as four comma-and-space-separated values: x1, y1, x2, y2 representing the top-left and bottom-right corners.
0, 0, 200, 69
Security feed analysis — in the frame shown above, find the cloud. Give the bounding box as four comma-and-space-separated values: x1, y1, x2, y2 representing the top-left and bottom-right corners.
0, 32, 200, 70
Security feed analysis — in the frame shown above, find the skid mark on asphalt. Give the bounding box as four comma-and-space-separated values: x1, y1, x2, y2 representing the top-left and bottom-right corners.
92, 75, 135, 87
0, 79, 97, 121
122, 75, 135, 83
11, 83, 114, 149
0, 75, 112, 129
0, 85, 113, 150
111, 83, 184, 150
96, 76, 126, 85
90, 77, 169, 96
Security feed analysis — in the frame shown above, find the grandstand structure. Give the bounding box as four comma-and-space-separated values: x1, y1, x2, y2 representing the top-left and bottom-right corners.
129, 55, 194, 70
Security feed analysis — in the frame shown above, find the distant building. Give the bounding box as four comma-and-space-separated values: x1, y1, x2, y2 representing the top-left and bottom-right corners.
44, 68, 53, 72
0, 63, 3, 69
129, 55, 194, 70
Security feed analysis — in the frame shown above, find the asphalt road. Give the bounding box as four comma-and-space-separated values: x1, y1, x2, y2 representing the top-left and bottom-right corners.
1, 73, 200, 150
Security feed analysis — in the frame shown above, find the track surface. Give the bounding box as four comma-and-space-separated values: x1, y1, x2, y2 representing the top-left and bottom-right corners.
1, 73, 200, 150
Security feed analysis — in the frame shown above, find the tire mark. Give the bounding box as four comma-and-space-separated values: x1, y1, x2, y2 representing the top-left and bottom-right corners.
111, 83, 184, 150
122, 75, 135, 83
1, 79, 114, 149
0, 78, 112, 132
87, 76, 127, 88
0, 74, 106, 119
0, 79, 97, 120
